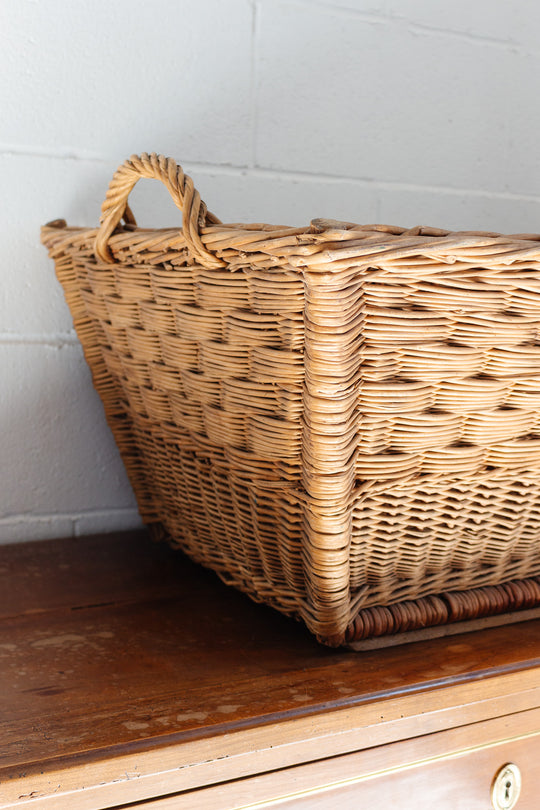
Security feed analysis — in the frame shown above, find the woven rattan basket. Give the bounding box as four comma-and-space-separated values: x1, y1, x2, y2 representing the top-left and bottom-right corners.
42, 153, 540, 647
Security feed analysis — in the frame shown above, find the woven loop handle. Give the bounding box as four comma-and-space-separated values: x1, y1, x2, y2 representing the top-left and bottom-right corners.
95, 153, 224, 268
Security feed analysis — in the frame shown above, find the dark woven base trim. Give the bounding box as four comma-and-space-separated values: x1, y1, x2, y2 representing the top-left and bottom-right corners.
345, 577, 540, 643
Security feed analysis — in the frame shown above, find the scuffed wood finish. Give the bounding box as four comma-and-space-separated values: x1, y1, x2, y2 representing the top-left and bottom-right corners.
0, 530, 540, 809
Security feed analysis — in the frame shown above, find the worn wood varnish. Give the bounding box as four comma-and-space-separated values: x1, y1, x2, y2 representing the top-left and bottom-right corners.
1, 530, 540, 809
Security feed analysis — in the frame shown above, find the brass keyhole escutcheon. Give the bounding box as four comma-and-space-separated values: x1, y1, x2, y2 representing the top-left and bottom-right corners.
491, 763, 522, 810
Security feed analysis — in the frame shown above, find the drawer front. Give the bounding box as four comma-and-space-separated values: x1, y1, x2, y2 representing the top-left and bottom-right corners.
252, 733, 540, 809
128, 709, 540, 810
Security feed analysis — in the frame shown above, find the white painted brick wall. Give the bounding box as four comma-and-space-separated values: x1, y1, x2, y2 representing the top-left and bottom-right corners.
2, 0, 540, 543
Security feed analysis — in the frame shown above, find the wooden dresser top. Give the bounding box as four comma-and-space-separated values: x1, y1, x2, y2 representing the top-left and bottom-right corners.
1, 530, 539, 808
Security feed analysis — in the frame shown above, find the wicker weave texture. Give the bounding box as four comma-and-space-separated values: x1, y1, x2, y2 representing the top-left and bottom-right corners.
42, 153, 540, 645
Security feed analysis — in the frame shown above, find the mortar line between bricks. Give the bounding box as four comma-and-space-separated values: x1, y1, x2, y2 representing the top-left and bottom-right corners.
273, 0, 389, 25
406, 21, 519, 50
0, 509, 140, 525
189, 163, 540, 203
0, 143, 108, 162
3, 148, 540, 204
264, 0, 530, 53
0, 333, 79, 347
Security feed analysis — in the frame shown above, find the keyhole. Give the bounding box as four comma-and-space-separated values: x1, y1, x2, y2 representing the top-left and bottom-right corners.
491, 763, 521, 810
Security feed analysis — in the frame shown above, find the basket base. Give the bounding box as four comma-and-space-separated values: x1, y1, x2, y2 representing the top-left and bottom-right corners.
343, 574, 540, 649
150, 522, 540, 649
347, 605, 540, 650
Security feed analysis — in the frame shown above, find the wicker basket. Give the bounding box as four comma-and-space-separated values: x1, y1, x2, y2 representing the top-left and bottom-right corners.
42, 153, 540, 647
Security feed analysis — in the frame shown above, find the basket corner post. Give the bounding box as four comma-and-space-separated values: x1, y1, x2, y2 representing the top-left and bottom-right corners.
300, 270, 363, 644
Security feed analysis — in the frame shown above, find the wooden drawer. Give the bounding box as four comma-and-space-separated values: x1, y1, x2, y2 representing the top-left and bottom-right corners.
129, 709, 540, 810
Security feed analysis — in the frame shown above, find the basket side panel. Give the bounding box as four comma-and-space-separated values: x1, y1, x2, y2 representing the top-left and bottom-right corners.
300, 241, 540, 642
345, 254, 540, 632
351, 470, 540, 609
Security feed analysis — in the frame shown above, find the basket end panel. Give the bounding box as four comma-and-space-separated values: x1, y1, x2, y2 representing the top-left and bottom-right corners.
41, 232, 160, 523
43, 222, 318, 626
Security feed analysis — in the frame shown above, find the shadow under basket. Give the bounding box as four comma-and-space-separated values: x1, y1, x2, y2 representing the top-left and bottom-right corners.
42, 152, 540, 647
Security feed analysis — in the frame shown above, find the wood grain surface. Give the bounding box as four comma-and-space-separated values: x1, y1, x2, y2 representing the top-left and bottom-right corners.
1, 530, 539, 809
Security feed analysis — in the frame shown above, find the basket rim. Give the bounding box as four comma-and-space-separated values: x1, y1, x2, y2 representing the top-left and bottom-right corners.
43, 217, 540, 241
42, 219, 540, 272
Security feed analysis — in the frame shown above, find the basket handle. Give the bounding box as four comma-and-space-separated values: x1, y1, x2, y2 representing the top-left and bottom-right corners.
94, 153, 224, 268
